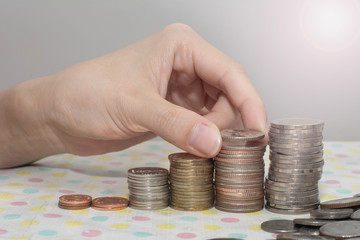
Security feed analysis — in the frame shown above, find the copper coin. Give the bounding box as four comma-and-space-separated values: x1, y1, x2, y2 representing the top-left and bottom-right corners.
58, 204, 91, 210
92, 197, 128, 211
59, 194, 92, 207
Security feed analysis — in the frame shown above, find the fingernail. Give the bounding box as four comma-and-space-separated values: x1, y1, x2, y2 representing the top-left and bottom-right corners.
190, 123, 221, 156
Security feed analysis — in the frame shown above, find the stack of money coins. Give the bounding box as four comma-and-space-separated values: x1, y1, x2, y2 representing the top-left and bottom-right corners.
58, 194, 92, 210
127, 167, 170, 210
266, 118, 324, 214
91, 197, 129, 211
214, 129, 267, 213
169, 153, 214, 211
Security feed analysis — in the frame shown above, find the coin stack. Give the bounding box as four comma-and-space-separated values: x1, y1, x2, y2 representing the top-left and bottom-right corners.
127, 167, 170, 210
168, 153, 214, 211
265, 118, 325, 214
214, 129, 267, 213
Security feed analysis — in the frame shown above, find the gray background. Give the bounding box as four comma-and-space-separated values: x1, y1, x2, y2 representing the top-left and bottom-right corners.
1, 0, 359, 140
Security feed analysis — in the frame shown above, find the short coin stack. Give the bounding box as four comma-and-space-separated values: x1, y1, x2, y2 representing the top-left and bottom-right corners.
58, 194, 92, 210
266, 118, 325, 214
169, 153, 214, 211
91, 197, 129, 211
214, 129, 267, 213
127, 167, 170, 210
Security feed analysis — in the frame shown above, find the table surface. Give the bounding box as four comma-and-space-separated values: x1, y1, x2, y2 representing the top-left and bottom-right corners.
0, 140, 359, 240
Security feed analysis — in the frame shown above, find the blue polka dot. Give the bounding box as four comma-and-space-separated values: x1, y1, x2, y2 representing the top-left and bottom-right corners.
23, 188, 38, 194
38, 230, 57, 236
133, 232, 152, 237
337, 189, 353, 194
38, 167, 52, 171
0, 176, 9, 180
108, 170, 122, 174
80, 160, 91, 164
3, 214, 21, 220
332, 144, 343, 148
145, 162, 159, 166
117, 153, 128, 157
91, 216, 109, 221
346, 162, 359, 166
68, 180, 82, 184
101, 190, 116, 195
269, 217, 286, 220
148, 145, 160, 150
323, 171, 334, 175
228, 233, 248, 238
180, 216, 198, 222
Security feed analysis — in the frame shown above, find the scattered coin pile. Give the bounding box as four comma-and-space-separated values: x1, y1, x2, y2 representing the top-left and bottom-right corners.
127, 167, 170, 210
58, 194, 128, 211
168, 152, 214, 211
261, 194, 360, 239
214, 129, 267, 213
266, 118, 325, 214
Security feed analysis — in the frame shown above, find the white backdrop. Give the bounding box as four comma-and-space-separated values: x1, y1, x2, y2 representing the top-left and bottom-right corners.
1, 0, 360, 140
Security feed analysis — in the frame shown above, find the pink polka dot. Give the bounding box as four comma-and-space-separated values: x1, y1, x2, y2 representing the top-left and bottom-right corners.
144, 153, 156, 156
132, 216, 150, 221
44, 213, 62, 218
0, 229, 8, 235
177, 233, 197, 239
221, 217, 240, 223
272, 233, 279, 238
353, 171, 360, 174
11, 201, 27, 206
28, 178, 43, 183
325, 180, 340, 184
59, 190, 75, 194
102, 180, 117, 184
72, 169, 84, 173
336, 154, 348, 158
82, 229, 102, 237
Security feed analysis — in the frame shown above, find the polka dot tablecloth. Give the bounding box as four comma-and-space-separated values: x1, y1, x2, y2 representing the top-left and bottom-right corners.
0, 139, 359, 240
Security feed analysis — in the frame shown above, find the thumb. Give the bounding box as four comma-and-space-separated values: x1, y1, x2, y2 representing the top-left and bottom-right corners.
138, 96, 222, 157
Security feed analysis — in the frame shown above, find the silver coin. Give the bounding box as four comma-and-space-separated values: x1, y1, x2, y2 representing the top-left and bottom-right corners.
261, 219, 297, 233
293, 218, 335, 227
319, 220, 360, 238
276, 232, 335, 240
269, 135, 323, 144
310, 208, 353, 220
269, 128, 322, 135
320, 197, 360, 209
221, 140, 267, 151
354, 193, 360, 198
298, 226, 320, 236
270, 151, 323, 161
270, 118, 324, 130
221, 129, 265, 141
265, 204, 315, 214
351, 209, 360, 220
269, 131, 323, 140
270, 145, 323, 155
269, 141, 323, 149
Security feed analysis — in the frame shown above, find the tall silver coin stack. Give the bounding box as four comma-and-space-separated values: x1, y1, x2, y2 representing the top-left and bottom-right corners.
128, 167, 170, 210
214, 129, 267, 213
266, 118, 325, 214
169, 153, 214, 211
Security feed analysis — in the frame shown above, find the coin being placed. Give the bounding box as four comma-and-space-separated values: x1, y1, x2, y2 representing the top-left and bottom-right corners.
261, 219, 297, 233
276, 232, 335, 240
91, 197, 128, 211
319, 220, 360, 239
320, 197, 360, 209
310, 208, 353, 220
221, 129, 265, 142
58, 194, 92, 210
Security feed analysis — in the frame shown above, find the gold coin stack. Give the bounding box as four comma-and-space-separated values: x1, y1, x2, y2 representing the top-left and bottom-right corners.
168, 152, 214, 211
214, 129, 267, 213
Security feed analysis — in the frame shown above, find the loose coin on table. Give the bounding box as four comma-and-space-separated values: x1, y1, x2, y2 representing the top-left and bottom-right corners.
58, 194, 92, 210
261, 219, 298, 233
91, 197, 128, 211
310, 208, 353, 220
319, 220, 360, 239
351, 209, 360, 220
276, 232, 335, 240
320, 197, 360, 209
294, 218, 335, 227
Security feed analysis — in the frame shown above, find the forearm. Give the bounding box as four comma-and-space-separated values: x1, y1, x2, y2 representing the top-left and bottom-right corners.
0, 77, 62, 168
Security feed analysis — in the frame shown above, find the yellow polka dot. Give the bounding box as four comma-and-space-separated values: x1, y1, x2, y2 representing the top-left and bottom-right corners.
157, 224, 176, 230
201, 210, 219, 215
10, 238, 29, 240
121, 185, 128, 189
318, 184, 327, 188
111, 224, 130, 229
8, 183, 23, 186
0, 208, 4, 212
92, 165, 105, 169
130, 157, 142, 161
0, 193, 14, 199
264, 158, 270, 163
120, 195, 129, 200
59, 163, 72, 167
115, 209, 132, 214
158, 209, 176, 214
246, 211, 262, 216
333, 166, 346, 170
65, 221, 84, 226
83, 185, 99, 189
20, 220, 39, 226
344, 175, 356, 178
97, 157, 110, 161
351, 185, 360, 190
88, 176, 102, 179
323, 150, 331, 154
320, 194, 337, 200
29, 206, 46, 212
46, 185, 60, 188
350, 149, 360, 153
38, 195, 54, 200
249, 225, 262, 230
203, 225, 222, 230
64, 154, 75, 159
16, 171, 31, 175
163, 150, 173, 154
325, 158, 338, 162
52, 172, 67, 177
72, 209, 90, 214
162, 157, 168, 161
